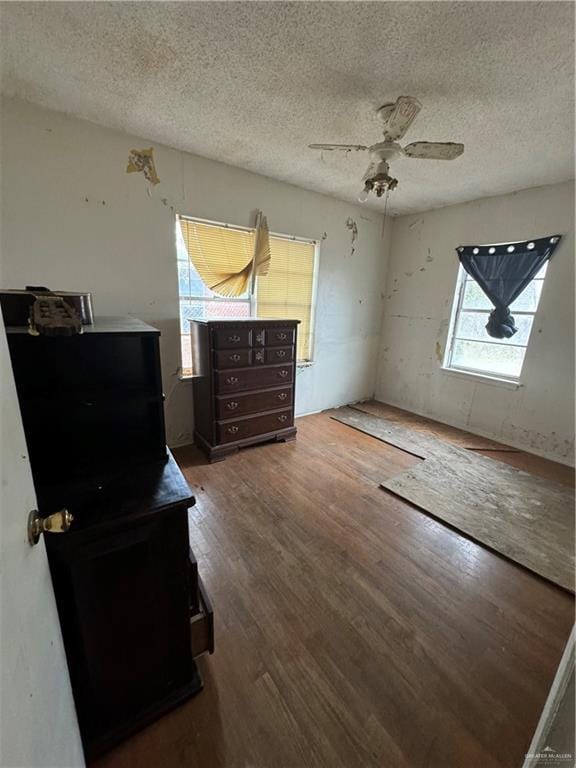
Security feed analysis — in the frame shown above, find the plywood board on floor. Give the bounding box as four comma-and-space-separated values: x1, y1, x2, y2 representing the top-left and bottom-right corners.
331, 407, 575, 593
351, 400, 518, 452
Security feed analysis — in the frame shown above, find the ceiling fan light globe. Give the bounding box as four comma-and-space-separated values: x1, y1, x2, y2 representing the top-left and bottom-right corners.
376, 104, 396, 124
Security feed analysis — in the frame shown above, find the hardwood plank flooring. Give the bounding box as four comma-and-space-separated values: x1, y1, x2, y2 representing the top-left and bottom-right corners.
94, 413, 574, 768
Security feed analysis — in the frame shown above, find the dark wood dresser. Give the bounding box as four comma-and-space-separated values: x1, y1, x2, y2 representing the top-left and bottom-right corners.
5, 316, 214, 762
191, 319, 299, 461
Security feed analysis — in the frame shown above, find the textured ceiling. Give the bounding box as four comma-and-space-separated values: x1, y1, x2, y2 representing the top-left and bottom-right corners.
1, 1, 574, 214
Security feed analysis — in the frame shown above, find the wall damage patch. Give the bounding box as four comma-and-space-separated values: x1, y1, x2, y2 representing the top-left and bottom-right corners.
126, 147, 160, 185
345, 217, 358, 256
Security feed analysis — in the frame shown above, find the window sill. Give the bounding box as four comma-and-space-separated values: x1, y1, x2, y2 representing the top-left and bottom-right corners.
440, 366, 523, 390
178, 361, 315, 382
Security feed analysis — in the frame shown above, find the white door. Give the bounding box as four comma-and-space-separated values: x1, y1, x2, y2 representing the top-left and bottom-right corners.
0, 313, 85, 768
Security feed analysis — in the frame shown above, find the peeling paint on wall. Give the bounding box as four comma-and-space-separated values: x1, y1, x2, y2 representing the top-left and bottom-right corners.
126, 147, 160, 185
435, 341, 443, 362
345, 217, 358, 256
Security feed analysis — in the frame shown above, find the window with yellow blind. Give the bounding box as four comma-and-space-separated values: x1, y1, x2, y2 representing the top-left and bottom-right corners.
176, 216, 317, 375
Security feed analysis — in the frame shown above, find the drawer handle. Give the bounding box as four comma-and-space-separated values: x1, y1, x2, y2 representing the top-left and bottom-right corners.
228, 335, 241, 343
277, 393, 288, 401
278, 370, 288, 378
276, 350, 287, 358
226, 401, 239, 411
226, 376, 239, 385
229, 354, 241, 362
277, 415, 288, 423
277, 332, 288, 341
227, 425, 239, 435
255, 351, 264, 363
255, 331, 265, 345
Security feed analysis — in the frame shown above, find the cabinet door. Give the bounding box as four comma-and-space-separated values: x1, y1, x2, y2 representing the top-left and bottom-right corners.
47, 507, 192, 755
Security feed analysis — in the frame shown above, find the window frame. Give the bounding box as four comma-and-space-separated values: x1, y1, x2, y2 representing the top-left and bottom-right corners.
176, 215, 320, 377
443, 262, 547, 383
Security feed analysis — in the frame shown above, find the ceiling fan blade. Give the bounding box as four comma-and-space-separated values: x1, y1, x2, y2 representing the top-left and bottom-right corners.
308, 143, 368, 152
403, 141, 464, 160
383, 96, 422, 140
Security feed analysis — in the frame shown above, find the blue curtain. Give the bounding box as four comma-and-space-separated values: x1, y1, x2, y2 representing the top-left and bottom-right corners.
457, 235, 561, 339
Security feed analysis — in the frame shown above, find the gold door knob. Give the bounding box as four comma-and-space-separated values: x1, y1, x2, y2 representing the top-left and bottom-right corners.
28, 508, 74, 546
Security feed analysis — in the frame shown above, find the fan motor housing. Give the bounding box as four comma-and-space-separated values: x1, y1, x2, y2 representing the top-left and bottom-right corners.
369, 141, 404, 161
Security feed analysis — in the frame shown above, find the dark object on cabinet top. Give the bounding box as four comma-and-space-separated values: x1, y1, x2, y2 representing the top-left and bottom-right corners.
30, 295, 83, 336
5, 314, 157, 334
0, 287, 94, 326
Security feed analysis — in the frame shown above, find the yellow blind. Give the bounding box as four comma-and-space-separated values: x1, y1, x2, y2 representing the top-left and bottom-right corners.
257, 237, 315, 361
179, 218, 255, 297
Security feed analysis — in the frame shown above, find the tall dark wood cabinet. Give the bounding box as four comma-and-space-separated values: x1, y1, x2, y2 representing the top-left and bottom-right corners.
5, 316, 213, 762
191, 319, 300, 461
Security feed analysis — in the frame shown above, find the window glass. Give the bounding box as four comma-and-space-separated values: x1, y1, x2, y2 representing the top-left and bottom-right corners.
445, 264, 547, 380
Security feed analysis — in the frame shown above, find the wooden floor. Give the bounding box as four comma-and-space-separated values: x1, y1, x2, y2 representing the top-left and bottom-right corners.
94, 410, 574, 768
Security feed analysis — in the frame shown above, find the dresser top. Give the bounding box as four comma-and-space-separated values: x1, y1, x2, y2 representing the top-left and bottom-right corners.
192, 318, 300, 327
36, 451, 194, 529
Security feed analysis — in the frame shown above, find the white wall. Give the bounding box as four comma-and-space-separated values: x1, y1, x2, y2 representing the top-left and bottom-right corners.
376, 181, 575, 465
0, 97, 390, 447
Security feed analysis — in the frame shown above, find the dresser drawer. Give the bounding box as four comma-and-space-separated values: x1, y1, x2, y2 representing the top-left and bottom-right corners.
190, 576, 214, 658
216, 364, 293, 394
217, 409, 293, 444
266, 328, 295, 347
214, 349, 251, 369
264, 346, 294, 364
216, 387, 293, 419
212, 328, 251, 349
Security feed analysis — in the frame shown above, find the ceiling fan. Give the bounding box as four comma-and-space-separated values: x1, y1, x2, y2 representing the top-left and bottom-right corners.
309, 96, 464, 202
